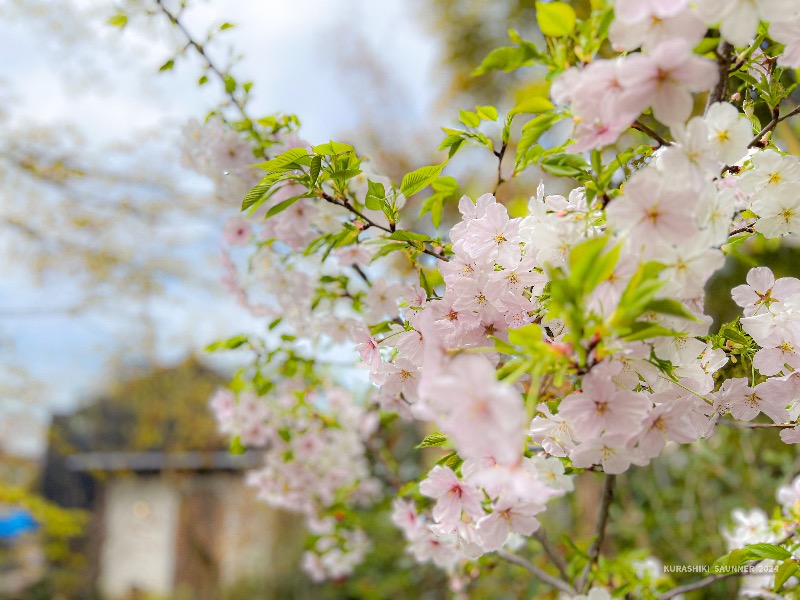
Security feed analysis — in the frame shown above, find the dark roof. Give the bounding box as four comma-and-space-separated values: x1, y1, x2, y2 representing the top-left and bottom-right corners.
64, 451, 262, 473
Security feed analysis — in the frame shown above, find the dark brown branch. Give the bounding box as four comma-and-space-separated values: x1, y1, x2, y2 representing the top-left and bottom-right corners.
728, 226, 754, 237
321, 192, 392, 232
707, 41, 734, 110
749, 105, 800, 148
320, 192, 448, 262
577, 474, 616, 592
631, 120, 669, 147
352, 264, 371, 285
494, 142, 507, 193
497, 550, 577, 596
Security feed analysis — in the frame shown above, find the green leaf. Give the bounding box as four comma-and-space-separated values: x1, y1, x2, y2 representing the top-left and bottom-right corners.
774, 560, 799, 592
510, 96, 555, 116
742, 543, 793, 561
476, 105, 499, 121
400, 164, 445, 198
309, 155, 322, 186
568, 237, 609, 288
644, 298, 700, 321
419, 269, 433, 297
442, 452, 463, 470
265, 196, 302, 219
397, 481, 418, 497
224, 74, 236, 93
491, 336, 519, 356
256, 147, 309, 173
515, 113, 564, 170
312, 140, 354, 155
205, 334, 249, 352
198, 75, 209, 86
536, 1, 577, 37
620, 322, 683, 342
220, 22, 235, 31
471, 33, 543, 76
159, 59, 175, 72
371, 242, 409, 261
365, 180, 386, 210
229, 435, 245, 455
694, 36, 720, 55
541, 153, 590, 179
108, 13, 127, 28
416, 431, 447, 449
459, 110, 481, 128
389, 230, 431, 242
508, 323, 544, 348
242, 182, 273, 211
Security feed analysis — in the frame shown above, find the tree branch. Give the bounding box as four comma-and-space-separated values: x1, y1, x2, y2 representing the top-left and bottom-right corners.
659, 531, 798, 599
577, 474, 616, 592
154, 0, 266, 147
494, 142, 507, 194
497, 549, 577, 596
631, 120, 669, 147
749, 105, 800, 148
659, 571, 739, 599
352, 264, 371, 285
534, 528, 570, 583
717, 420, 795, 429
320, 192, 448, 262
728, 225, 754, 237
707, 41, 734, 110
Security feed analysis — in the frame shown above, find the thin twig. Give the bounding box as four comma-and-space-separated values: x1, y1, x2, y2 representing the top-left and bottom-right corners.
717, 420, 795, 429
728, 226, 754, 237
749, 105, 800, 148
320, 192, 448, 262
577, 474, 616, 592
659, 571, 739, 599
494, 142, 507, 194
154, 0, 265, 146
631, 120, 669, 147
352, 264, 371, 285
659, 531, 798, 599
321, 192, 391, 232
534, 528, 570, 582
497, 550, 577, 596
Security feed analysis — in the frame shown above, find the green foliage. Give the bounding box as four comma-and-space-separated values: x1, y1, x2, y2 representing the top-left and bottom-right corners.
416, 431, 448, 449
400, 164, 446, 198
107, 13, 127, 28
472, 29, 545, 76
419, 176, 459, 228
535, 1, 577, 37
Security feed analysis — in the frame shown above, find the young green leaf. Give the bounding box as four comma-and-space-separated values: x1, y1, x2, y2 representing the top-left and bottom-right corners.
535, 1, 577, 37
416, 431, 447, 449
400, 164, 445, 198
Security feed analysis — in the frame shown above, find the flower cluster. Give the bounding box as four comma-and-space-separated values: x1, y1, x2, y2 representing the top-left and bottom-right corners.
184, 0, 800, 594
210, 382, 382, 581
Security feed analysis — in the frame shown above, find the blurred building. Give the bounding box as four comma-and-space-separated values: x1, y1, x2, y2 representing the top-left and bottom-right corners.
39, 359, 304, 600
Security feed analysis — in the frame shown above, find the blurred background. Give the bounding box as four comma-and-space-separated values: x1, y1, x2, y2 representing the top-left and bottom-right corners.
2, 0, 800, 598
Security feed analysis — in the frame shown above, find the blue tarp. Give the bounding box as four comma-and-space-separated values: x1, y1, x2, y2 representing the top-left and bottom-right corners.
0, 510, 38, 539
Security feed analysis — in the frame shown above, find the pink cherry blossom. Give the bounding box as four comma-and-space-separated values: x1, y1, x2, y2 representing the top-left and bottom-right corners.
419, 466, 485, 530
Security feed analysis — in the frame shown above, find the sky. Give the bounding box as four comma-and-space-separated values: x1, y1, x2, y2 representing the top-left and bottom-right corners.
0, 0, 444, 456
